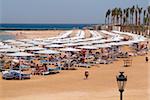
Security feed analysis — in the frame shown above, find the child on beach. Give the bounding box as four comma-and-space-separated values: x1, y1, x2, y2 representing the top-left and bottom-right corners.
84, 70, 89, 80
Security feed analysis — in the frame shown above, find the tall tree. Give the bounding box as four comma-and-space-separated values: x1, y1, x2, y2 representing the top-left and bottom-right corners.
126, 8, 130, 25
105, 9, 111, 25
138, 7, 142, 25
143, 9, 146, 25
111, 9, 115, 25
148, 6, 150, 25
123, 9, 126, 25
114, 8, 119, 25
130, 6, 135, 25
118, 8, 122, 25
135, 5, 138, 25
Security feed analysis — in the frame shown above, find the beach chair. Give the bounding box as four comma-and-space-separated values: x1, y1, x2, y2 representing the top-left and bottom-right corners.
48, 67, 61, 73
77, 63, 91, 68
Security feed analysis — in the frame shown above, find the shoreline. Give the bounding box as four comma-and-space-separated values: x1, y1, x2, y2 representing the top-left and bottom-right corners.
0, 30, 66, 39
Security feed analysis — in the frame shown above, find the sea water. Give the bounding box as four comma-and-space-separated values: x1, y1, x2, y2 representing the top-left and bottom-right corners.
0, 31, 16, 40
0, 24, 93, 30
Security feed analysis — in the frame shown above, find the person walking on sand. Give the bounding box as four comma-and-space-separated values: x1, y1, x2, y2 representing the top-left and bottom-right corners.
84, 70, 89, 80
145, 56, 148, 62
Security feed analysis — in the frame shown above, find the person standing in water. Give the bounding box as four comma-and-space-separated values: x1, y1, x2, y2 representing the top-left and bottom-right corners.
84, 70, 89, 80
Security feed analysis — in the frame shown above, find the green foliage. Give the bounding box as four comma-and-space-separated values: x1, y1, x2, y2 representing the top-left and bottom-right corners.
105, 5, 149, 26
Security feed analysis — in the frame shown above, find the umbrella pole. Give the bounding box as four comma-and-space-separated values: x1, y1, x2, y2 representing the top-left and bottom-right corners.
68, 52, 71, 69
19, 57, 21, 80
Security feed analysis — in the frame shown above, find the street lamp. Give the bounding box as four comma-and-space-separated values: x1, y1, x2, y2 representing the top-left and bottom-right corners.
116, 72, 127, 100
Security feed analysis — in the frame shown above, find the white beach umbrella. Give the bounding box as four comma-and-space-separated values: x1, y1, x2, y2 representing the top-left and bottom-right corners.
0, 48, 24, 53
45, 44, 64, 48
95, 44, 111, 48
17, 39, 31, 42
6, 52, 34, 57
34, 38, 45, 41
51, 40, 64, 44
33, 42, 50, 45
17, 43, 34, 47
0, 45, 12, 49
59, 30, 73, 38
34, 50, 60, 54
84, 37, 101, 41
0, 42, 4, 45
27, 41, 40, 45
25, 47, 45, 51
108, 41, 133, 46
60, 47, 81, 52
43, 40, 52, 43
9, 41, 24, 45
77, 42, 92, 46
3, 40, 16, 43
78, 46, 98, 50
63, 43, 79, 46
91, 40, 103, 44
6, 52, 34, 80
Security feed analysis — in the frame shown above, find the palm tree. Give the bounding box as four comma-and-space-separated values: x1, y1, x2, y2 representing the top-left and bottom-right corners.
148, 6, 150, 25
123, 8, 129, 25
143, 9, 146, 25
148, 6, 150, 15
123, 9, 126, 25
137, 7, 142, 25
126, 8, 130, 25
105, 12, 107, 25
145, 13, 149, 25
130, 6, 135, 25
118, 8, 122, 25
111, 9, 115, 25
135, 5, 138, 25
115, 8, 120, 25
105, 9, 111, 25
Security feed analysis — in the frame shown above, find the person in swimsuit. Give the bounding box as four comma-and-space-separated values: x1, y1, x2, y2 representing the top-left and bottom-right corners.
84, 70, 89, 79
145, 56, 148, 62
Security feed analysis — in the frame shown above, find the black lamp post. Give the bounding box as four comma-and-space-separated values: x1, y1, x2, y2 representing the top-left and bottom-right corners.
116, 72, 127, 100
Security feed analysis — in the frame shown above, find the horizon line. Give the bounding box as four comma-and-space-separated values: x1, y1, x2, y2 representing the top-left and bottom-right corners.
0, 23, 102, 25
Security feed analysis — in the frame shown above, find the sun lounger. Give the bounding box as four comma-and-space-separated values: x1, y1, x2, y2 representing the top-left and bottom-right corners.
77, 63, 91, 68
48, 67, 61, 74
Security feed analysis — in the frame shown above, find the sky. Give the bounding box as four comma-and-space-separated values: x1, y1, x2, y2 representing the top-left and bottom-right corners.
0, 0, 149, 24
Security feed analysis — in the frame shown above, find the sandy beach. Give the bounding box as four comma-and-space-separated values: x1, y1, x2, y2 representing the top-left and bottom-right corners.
0, 30, 150, 100
10, 30, 65, 39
